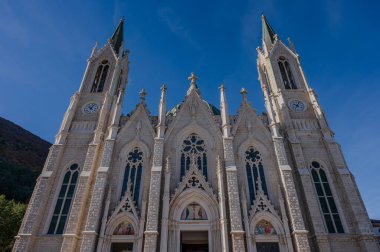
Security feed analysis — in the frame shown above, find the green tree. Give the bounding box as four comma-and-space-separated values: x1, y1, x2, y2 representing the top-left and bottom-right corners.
0, 195, 26, 252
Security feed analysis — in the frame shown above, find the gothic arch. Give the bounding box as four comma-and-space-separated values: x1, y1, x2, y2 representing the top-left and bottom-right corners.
173, 124, 220, 184
116, 140, 151, 206
170, 189, 218, 221
307, 159, 348, 234
250, 212, 290, 252
238, 139, 278, 203
168, 188, 220, 252
44, 161, 81, 234
105, 211, 139, 237
98, 212, 140, 252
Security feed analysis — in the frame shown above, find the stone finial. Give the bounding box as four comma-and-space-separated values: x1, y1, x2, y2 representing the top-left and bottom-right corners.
161, 84, 167, 93
188, 72, 198, 85
139, 89, 147, 103
240, 88, 248, 102
219, 84, 225, 92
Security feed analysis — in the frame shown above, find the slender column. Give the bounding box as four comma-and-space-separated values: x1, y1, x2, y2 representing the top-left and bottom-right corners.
160, 157, 171, 252
272, 138, 310, 252
216, 156, 229, 252
220, 85, 245, 251
144, 86, 167, 251
79, 139, 116, 252
143, 138, 164, 251
241, 188, 253, 252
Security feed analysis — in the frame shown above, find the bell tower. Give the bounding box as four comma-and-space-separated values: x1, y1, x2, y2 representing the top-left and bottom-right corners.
13, 19, 129, 252
257, 16, 378, 251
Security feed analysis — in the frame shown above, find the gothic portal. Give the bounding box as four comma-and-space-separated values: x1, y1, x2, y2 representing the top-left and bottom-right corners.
13, 16, 379, 252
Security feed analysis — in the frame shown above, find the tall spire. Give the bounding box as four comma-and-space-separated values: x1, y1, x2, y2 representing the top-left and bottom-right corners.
219, 85, 231, 137
110, 18, 124, 55
261, 15, 276, 50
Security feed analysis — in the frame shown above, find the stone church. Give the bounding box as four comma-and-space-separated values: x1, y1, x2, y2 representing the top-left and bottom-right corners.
13, 16, 379, 252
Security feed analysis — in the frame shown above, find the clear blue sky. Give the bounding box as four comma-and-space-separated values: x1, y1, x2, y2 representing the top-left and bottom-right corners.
0, 0, 379, 219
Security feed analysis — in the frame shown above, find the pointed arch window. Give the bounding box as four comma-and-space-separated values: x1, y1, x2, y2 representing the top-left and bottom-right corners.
91, 60, 110, 93
48, 163, 79, 234
180, 133, 208, 180
278, 56, 297, 90
121, 148, 143, 204
245, 147, 268, 204
311, 161, 344, 233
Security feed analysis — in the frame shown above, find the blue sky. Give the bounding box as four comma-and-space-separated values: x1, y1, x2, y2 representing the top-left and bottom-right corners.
0, 0, 379, 219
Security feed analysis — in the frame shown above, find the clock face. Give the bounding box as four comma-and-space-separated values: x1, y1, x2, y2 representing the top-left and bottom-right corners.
289, 99, 306, 112
83, 103, 99, 114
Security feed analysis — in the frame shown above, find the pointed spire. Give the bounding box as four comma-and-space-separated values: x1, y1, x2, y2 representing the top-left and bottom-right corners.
219, 84, 231, 137
110, 18, 124, 55
262, 15, 276, 51
157, 84, 167, 138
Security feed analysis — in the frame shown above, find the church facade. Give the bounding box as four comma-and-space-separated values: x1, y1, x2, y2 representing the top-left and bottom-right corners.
13, 16, 379, 252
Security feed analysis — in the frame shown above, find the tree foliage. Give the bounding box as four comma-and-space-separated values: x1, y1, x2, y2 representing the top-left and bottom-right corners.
0, 195, 26, 252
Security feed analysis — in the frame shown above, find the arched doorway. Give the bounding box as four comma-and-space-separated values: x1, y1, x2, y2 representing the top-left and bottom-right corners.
168, 189, 220, 252
97, 213, 140, 252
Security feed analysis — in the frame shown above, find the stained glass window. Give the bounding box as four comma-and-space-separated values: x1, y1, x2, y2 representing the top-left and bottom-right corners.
180, 134, 208, 180
121, 147, 143, 204
245, 147, 268, 204
91, 60, 109, 93
311, 161, 344, 233
48, 163, 79, 234
278, 56, 297, 90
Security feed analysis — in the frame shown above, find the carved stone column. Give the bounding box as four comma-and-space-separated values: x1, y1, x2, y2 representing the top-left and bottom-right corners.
143, 138, 164, 251
273, 137, 310, 252
216, 156, 229, 252
223, 137, 245, 252
160, 158, 171, 252
79, 139, 115, 252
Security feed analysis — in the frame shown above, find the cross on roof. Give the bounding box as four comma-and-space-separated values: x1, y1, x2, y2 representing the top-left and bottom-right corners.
188, 72, 198, 85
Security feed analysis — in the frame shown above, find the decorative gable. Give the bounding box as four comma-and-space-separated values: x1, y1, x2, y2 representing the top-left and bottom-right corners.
171, 156, 217, 202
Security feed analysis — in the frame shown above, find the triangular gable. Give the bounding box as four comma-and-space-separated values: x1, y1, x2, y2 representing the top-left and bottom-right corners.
109, 182, 139, 221
171, 156, 217, 203
117, 103, 156, 141
165, 89, 222, 139
232, 102, 271, 140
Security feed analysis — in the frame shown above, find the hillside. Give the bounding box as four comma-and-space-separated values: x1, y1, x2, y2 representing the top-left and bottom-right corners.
0, 116, 51, 203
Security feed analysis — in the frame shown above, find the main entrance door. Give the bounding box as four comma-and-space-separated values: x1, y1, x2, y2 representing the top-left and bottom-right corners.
181, 231, 208, 252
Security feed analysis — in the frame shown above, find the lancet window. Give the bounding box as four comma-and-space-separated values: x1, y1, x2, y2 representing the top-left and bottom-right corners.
121, 147, 143, 204
48, 163, 79, 234
180, 133, 208, 180
311, 161, 344, 233
245, 147, 268, 204
278, 56, 297, 89
91, 60, 110, 93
